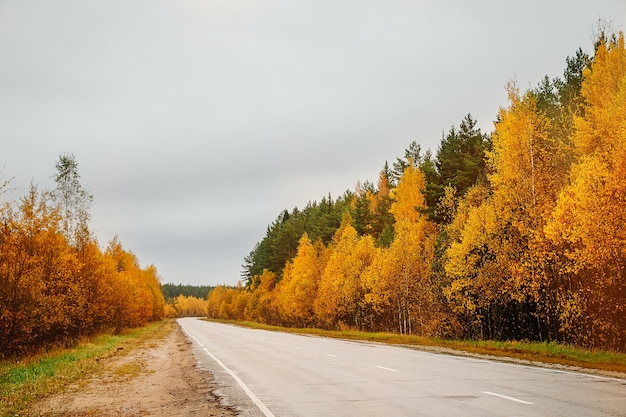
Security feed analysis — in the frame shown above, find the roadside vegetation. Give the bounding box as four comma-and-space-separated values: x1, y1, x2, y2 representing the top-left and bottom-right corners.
0, 320, 173, 417
163, 294, 208, 318
0, 154, 166, 360
209, 319, 626, 375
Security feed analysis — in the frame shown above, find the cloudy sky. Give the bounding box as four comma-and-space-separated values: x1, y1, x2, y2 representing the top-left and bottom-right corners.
1, 1, 623, 286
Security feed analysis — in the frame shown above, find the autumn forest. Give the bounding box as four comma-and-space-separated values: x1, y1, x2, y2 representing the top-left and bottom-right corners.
0, 156, 165, 358
208, 30, 626, 352
1, 29, 625, 358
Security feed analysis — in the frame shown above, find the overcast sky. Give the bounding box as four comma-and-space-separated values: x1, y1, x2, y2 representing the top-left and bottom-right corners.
1, 1, 623, 286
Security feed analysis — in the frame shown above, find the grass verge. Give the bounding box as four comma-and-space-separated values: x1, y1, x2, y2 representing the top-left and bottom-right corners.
206, 319, 626, 375
0, 319, 173, 417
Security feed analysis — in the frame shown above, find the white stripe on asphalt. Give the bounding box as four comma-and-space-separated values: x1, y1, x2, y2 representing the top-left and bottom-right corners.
376, 365, 398, 372
181, 327, 276, 417
482, 391, 534, 405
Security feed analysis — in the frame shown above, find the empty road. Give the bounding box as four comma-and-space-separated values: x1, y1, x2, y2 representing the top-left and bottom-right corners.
178, 318, 626, 417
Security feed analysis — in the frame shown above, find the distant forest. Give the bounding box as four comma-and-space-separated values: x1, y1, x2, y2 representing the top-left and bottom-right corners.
161, 283, 214, 301
206, 29, 626, 352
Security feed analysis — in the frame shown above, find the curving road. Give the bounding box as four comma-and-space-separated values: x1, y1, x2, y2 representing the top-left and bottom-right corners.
178, 318, 626, 417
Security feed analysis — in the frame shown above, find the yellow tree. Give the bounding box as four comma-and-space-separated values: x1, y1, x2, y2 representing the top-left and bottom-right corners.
140, 264, 165, 321
0, 185, 84, 355
228, 281, 251, 321
217, 287, 238, 319
0, 187, 51, 354
103, 238, 166, 329
489, 83, 567, 225
173, 295, 206, 317
207, 285, 233, 319
105, 238, 149, 330
350, 234, 377, 329
490, 84, 566, 339
273, 262, 292, 324
546, 31, 626, 350
383, 221, 437, 335
379, 164, 438, 335
278, 233, 326, 327
73, 240, 113, 334
245, 269, 279, 324
314, 214, 374, 329
164, 303, 178, 318
443, 82, 570, 340
360, 246, 390, 331
389, 160, 425, 224
443, 185, 498, 338
574, 32, 625, 158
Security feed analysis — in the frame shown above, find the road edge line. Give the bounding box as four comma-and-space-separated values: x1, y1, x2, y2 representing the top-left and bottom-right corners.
180, 323, 277, 417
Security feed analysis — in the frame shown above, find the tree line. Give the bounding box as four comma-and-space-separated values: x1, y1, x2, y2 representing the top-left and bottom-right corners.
164, 294, 208, 318
0, 155, 165, 358
161, 283, 214, 302
207, 29, 626, 352
161, 284, 213, 318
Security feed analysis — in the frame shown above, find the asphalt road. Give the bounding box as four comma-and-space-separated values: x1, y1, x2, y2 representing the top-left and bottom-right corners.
178, 318, 626, 417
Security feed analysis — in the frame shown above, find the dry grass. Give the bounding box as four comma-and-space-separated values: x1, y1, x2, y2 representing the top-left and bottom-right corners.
111, 362, 146, 379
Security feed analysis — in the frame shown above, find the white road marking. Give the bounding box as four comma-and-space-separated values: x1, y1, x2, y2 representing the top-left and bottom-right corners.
181, 327, 276, 417
376, 365, 398, 372
533, 366, 626, 382
482, 391, 534, 405
324, 354, 336, 357
294, 346, 303, 350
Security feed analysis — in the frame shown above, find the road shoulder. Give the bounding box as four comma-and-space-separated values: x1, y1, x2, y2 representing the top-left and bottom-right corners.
27, 321, 236, 417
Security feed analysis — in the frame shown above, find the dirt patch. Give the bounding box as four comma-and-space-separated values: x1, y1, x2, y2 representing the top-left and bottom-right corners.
27, 323, 237, 417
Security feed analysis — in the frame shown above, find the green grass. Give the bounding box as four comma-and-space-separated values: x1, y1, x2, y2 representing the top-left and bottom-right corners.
207, 319, 626, 375
0, 320, 172, 417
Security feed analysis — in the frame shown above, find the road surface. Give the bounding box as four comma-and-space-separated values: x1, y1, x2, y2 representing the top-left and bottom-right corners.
178, 318, 626, 417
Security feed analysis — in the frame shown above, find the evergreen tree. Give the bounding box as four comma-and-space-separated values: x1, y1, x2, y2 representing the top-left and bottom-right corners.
351, 181, 373, 236
161, 283, 215, 301
390, 140, 423, 186
241, 194, 351, 286
433, 115, 490, 223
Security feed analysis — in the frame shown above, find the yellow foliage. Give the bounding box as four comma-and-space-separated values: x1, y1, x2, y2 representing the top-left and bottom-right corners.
315, 216, 372, 329
575, 33, 626, 157
361, 165, 440, 335
0, 187, 165, 358
169, 295, 207, 317
278, 233, 326, 327
547, 32, 626, 268
245, 269, 279, 324
543, 32, 626, 349
489, 82, 568, 226
389, 163, 426, 224
442, 82, 572, 338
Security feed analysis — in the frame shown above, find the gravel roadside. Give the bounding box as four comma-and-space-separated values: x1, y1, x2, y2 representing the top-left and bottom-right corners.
27, 322, 236, 417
